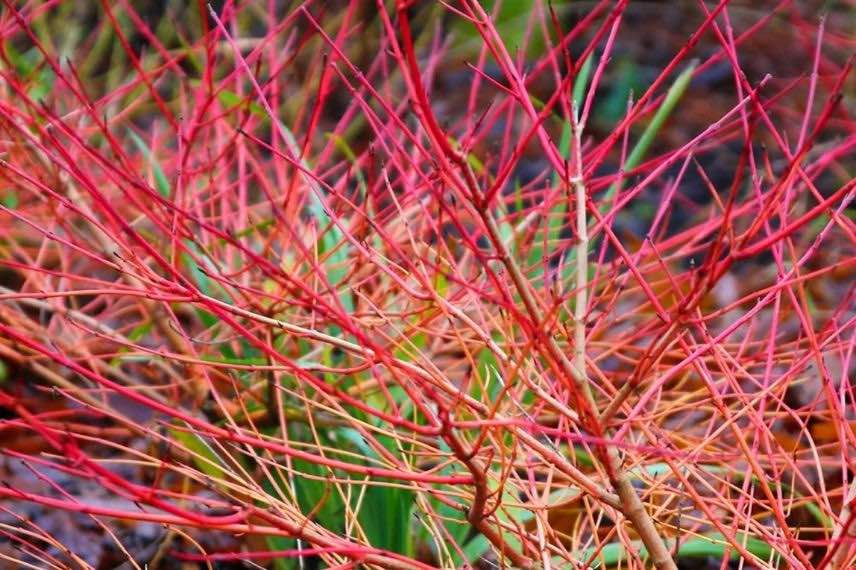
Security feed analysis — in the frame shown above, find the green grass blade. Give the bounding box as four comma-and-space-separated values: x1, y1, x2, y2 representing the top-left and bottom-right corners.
127, 129, 171, 198
170, 426, 227, 481
217, 88, 267, 118
567, 532, 773, 567
572, 53, 594, 115
602, 61, 697, 206
271, 119, 353, 314
633, 462, 832, 528
1, 189, 19, 209
526, 54, 595, 279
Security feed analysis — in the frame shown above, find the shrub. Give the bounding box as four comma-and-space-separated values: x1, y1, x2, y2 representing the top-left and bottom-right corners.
0, 1, 853, 568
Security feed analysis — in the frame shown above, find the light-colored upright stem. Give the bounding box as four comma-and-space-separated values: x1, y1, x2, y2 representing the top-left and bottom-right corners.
829, 477, 856, 568
573, 170, 590, 402
393, 5, 675, 562
570, 118, 677, 570
472, 153, 677, 569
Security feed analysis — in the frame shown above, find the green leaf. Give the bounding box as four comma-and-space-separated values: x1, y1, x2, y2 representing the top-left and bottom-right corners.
526, 54, 595, 282
326, 132, 368, 196
452, 1, 573, 57
127, 129, 170, 198
1, 189, 19, 209
292, 458, 347, 533
265, 535, 298, 570
333, 428, 416, 555
232, 217, 275, 240
181, 240, 213, 295
633, 462, 831, 529
448, 136, 486, 176
170, 425, 227, 481
2, 45, 55, 103
461, 533, 490, 565
355, 484, 415, 557
462, 486, 583, 564
572, 54, 594, 113
108, 321, 153, 367
260, 472, 318, 570
473, 342, 502, 402
217, 88, 267, 118
196, 308, 219, 330
271, 119, 353, 315
258, 431, 349, 542
568, 532, 773, 567
598, 58, 640, 127
422, 453, 475, 567
28, 65, 54, 103
200, 355, 268, 365
602, 61, 697, 206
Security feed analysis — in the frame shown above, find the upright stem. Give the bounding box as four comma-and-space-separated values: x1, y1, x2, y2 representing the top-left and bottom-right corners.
569, 115, 678, 570
395, 5, 676, 565
573, 172, 590, 403
826, 477, 856, 569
